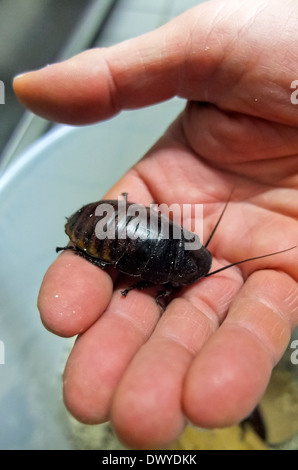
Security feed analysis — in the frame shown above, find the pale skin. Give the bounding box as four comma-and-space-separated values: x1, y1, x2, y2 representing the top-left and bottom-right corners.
13, 0, 298, 449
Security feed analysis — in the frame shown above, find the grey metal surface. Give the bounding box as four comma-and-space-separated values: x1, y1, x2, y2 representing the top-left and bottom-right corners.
0, 0, 118, 173
0, 0, 93, 158
0, 0, 202, 173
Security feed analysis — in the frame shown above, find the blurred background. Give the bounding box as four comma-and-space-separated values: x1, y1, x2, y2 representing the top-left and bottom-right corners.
0, 0, 298, 451
0, 0, 199, 169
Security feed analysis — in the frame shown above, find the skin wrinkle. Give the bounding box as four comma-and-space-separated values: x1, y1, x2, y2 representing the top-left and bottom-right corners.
252, 187, 298, 219
106, 290, 160, 341
205, 206, 252, 255
255, 291, 291, 321
249, 197, 298, 229
210, 217, 296, 274
108, 303, 159, 339
185, 272, 243, 323
161, 29, 181, 95
231, 3, 285, 79
283, 285, 298, 321
101, 53, 121, 117
243, 117, 281, 156
131, 158, 160, 197
236, 2, 268, 37
181, 106, 221, 164
225, 319, 288, 367
171, 118, 236, 196
176, 3, 232, 102
191, 3, 267, 109
237, 12, 272, 66
179, 298, 219, 336
225, 274, 298, 364
271, 125, 298, 155
154, 331, 201, 358
135, 143, 199, 204
226, 155, 298, 184
138, 131, 235, 206
185, 106, 298, 169
277, 4, 297, 49
147, 299, 217, 359
180, 26, 194, 98
255, 122, 296, 157
187, 35, 225, 104
284, 288, 298, 310
196, 1, 234, 55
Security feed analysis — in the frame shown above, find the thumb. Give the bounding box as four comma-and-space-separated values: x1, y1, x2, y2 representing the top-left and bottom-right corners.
12, 3, 222, 125
13, 0, 296, 126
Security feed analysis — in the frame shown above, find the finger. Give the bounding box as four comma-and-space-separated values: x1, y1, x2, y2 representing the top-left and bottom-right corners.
13, 0, 298, 125
183, 270, 298, 429
38, 250, 113, 337
12, 19, 191, 124
37, 171, 154, 338
63, 282, 160, 424
110, 272, 243, 449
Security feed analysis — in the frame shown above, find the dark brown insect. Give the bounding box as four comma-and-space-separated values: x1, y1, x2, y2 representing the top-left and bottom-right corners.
56, 193, 295, 307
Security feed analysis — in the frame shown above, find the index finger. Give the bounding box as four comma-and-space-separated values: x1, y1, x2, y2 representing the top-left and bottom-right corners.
38, 249, 113, 337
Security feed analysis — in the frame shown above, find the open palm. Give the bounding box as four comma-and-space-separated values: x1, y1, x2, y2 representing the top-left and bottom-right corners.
14, 0, 298, 449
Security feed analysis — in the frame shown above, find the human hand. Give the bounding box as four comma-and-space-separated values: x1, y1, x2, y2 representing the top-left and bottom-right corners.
14, 0, 298, 449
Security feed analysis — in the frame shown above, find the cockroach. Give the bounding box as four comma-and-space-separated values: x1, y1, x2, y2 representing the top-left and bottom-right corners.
56, 193, 295, 307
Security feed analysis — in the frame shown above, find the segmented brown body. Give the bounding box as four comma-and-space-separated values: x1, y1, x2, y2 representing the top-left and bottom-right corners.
65, 201, 121, 264
64, 200, 212, 286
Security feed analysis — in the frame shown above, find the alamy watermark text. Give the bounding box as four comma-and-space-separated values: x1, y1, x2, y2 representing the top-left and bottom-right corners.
94, 197, 204, 250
